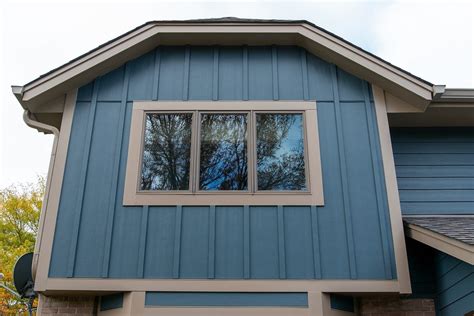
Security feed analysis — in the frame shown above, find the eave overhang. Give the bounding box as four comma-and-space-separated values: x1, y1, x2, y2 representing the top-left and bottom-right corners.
403, 217, 474, 265
12, 18, 437, 115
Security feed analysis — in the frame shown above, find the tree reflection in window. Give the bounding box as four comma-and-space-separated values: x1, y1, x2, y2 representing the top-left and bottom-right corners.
140, 113, 192, 190
199, 114, 248, 190
256, 113, 306, 190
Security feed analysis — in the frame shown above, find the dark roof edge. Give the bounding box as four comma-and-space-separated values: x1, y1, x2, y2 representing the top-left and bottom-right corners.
21, 17, 435, 89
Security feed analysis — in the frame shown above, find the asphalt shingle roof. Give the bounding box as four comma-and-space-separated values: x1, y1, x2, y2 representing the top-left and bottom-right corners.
403, 216, 474, 246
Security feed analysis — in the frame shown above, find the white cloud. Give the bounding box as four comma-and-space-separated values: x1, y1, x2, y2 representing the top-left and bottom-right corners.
373, 0, 473, 86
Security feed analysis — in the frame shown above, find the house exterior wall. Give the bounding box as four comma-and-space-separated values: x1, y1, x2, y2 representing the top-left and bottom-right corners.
392, 127, 474, 215
48, 45, 396, 281
433, 248, 474, 315
406, 239, 474, 316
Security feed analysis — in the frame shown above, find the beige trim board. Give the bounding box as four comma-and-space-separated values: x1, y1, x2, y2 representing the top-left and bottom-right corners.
15, 22, 434, 113
97, 291, 357, 316
33, 90, 77, 292
45, 279, 400, 295
405, 223, 474, 265
372, 85, 412, 294
124, 101, 324, 206
142, 307, 309, 316
388, 106, 474, 127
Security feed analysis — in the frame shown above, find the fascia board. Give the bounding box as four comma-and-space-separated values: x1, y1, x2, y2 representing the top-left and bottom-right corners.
18, 22, 434, 112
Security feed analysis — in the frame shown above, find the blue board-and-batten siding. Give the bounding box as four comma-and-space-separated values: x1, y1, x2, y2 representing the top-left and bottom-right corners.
391, 127, 474, 215
49, 45, 396, 280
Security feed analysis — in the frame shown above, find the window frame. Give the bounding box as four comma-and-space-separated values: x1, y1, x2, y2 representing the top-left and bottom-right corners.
124, 101, 324, 206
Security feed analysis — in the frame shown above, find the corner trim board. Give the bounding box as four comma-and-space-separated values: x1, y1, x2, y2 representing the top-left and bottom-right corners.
372, 85, 412, 294
33, 89, 78, 291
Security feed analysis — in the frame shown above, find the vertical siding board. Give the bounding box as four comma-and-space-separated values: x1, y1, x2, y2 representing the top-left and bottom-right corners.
218, 47, 243, 100
271, 46, 279, 100
277, 205, 286, 279
107, 97, 142, 278
310, 206, 322, 279
180, 206, 210, 278
362, 83, 393, 279
74, 101, 122, 277
127, 51, 155, 101
341, 100, 387, 278
144, 207, 176, 278
208, 206, 216, 279
137, 205, 149, 278
248, 46, 273, 100
158, 47, 185, 100
243, 46, 249, 101
152, 48, 161, 100
301, 49, 309, 101
243, 205, 250, 279
331, 66, 358, 279
306, 54, 333, 101
97, 67, 125, 102
49, 101, 90, 277
188, 47, 214, 100
101, 65, 130, 277
249, 206, 279, 279
336, 68, 365, 102
212, 47, 219, 101
173, 205, 183, 279
182, 46, 190, 100
277, 46, 304, 100
66, 79, 100, 277
284, 207, 314, 279
311, 99, 351, 278
215, 206, 244, 278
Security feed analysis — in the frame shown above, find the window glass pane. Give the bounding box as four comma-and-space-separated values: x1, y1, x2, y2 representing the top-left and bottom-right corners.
199, 114, 248, 190
141, 113, 192, 190
256, 113, 306, 191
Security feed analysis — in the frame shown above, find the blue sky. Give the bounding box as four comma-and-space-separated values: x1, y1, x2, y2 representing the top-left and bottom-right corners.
0, 0, 472, 188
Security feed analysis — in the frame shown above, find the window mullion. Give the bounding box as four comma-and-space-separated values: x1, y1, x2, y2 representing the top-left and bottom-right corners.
192, 110, 200, 193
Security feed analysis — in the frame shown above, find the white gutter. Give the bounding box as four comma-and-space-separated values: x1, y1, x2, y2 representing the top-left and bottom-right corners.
22, 110, 59, 279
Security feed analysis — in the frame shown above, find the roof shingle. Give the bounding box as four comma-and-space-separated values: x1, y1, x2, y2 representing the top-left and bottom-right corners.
403, 216, 474, 246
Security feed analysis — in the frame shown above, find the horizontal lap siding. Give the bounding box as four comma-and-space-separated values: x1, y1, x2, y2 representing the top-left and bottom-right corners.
50, 46, 395, 280
407, 240, 474, 315
391, 127, 474, 215
434, 251, 474, 315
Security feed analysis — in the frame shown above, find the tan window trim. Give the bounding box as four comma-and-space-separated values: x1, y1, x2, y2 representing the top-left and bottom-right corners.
124, 101, 324, 206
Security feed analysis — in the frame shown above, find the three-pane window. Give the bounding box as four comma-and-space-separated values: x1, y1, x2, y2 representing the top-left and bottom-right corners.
140, 111, 308, 192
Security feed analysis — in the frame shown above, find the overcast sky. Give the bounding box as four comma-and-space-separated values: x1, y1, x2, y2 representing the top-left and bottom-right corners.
0, 0, 473, 188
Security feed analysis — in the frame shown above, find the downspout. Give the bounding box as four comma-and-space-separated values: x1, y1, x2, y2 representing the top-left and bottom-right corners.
22, 110, 59, 280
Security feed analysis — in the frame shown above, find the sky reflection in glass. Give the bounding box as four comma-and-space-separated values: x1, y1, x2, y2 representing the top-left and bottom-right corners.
140, 113, 192, 190
256, 113, 306, 191
199, 114, 248, 191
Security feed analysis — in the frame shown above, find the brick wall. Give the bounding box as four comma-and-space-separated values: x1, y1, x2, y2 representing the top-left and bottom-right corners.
38, 295, 97, 315
359, 295, 435, 316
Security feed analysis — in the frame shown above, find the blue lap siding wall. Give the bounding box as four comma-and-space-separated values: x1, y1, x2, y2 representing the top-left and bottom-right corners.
49, 45, 396, 280
407, 240, 474, 316
392, 127, 474, 215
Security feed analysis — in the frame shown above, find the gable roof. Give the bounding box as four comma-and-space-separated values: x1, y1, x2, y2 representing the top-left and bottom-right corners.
12, 17, 438, 114
404, 216, 474, 265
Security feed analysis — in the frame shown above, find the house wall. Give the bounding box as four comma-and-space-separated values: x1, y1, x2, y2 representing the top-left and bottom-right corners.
48, 45, 396, 281
406, 239, 474, 316
391, 127, 474, 215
